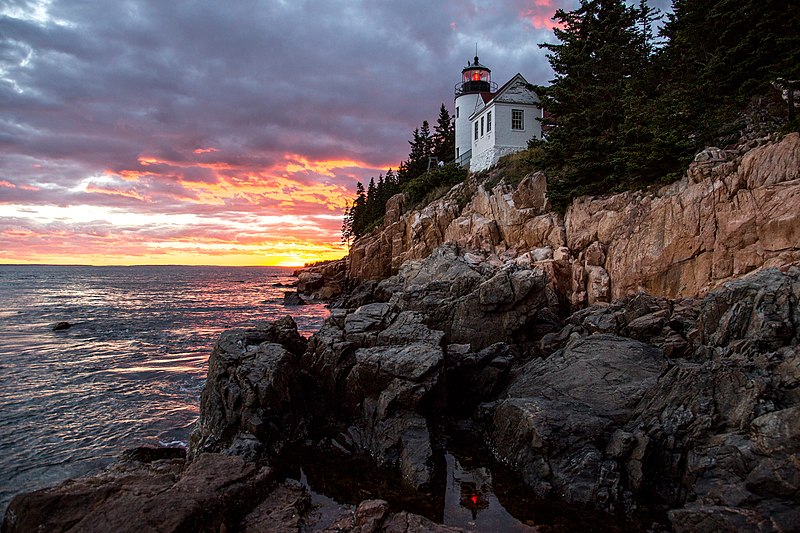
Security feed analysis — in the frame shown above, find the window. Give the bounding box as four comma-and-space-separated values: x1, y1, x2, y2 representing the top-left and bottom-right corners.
474, 121, 479, 140
512, 109, 524, 130
456, 106, 459, 118
456, 147, 460, 158
487, 111, 492, 133
480, 116, 484, 136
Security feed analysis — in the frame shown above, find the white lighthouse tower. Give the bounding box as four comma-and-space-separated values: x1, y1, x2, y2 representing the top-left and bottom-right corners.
454, 55, 496, 167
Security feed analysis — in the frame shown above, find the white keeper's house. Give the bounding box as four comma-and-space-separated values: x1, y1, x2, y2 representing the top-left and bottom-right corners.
454, 55, 543, 172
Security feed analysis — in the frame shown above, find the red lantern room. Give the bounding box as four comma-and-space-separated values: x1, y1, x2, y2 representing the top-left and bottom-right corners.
455, 56, 495, 96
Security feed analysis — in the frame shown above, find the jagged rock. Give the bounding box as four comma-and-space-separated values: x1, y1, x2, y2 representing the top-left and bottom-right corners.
302, 304, 446, 489
326, 500, 464, 533
239, 479, 310, 533
353, 499, 390, 532
297, 258, 348, 300
283, 291, 306, 306
484, 334, 667, 510
567, 133, 800, 301
297, 271, 324, 293
190, 316, 309, 458
382, 511, 466, 532
2, 454, 271, 533
383, 244, 559, 349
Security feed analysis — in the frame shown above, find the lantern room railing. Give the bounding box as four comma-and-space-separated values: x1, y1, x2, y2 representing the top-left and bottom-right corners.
455, 80, 498, 97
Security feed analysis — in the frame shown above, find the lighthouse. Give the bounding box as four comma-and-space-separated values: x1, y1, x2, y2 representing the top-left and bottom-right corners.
454, 55, 496, 167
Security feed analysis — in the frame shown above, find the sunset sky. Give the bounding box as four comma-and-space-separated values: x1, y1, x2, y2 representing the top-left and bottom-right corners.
1, 0, 670, 266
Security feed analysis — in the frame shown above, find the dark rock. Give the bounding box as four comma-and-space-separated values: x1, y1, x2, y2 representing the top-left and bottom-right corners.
2, 453, 272, 533
282, 291, 306, 306
382, 511, 466, 532
302, 302, 446, 489
51, 321, 71, 331
446, 342, 513, 415
334, 280, 378, 309
484, 334, 667, 510
385, 244, 557, 349
120, 446, 186, 463
189, 317, 309, 458
353, 499, 390, 532
239, 479, 310, 533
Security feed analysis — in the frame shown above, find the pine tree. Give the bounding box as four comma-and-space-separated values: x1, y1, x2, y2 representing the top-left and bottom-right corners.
350, 182, 367, 237
432, 104, 455, 164
341, 203, 353, 248
535, 0, 644, 208
365, 177, 378, 226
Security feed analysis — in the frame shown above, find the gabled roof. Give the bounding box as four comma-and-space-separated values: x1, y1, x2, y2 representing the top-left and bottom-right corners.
470, 73, 538, 119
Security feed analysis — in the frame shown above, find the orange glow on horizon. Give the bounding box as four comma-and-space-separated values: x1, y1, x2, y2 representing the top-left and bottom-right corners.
5, 148, 386, 267
0, 243, 347, 268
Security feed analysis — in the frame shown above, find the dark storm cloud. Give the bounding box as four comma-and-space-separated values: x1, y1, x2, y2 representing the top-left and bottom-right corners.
1, 0, 671, 263
2, 1, 564, 181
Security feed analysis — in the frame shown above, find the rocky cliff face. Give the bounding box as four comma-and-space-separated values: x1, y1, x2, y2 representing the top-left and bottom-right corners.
347, 133, 800, 308
7, 134, 799, 533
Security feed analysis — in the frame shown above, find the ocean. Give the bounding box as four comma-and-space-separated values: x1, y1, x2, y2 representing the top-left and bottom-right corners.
0, 264, 329, 513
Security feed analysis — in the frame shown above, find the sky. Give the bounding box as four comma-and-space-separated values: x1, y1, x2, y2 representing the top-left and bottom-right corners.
0, 0, 671, 266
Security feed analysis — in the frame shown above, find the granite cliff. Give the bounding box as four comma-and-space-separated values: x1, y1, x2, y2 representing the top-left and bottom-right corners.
346, 132, 800, 307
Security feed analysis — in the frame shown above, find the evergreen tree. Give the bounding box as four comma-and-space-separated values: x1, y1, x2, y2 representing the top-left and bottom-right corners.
535, 0, 646, 208
341, 203, 353, 248
350, 181, 367, 237
399, 120, 433, 182
658, 0, 800, 142
432, 104, 455, 164
365, 177, 378, 223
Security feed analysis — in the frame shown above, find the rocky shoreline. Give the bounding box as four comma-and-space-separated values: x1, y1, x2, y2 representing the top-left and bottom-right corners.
4, 134, 800, 532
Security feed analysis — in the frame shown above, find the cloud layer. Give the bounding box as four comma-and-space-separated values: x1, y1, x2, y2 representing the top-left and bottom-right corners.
0, 0, 670, 265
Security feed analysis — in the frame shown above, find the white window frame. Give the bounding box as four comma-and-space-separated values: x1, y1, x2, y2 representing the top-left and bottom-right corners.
487, 111, 492, 133
512, 109, 524, 130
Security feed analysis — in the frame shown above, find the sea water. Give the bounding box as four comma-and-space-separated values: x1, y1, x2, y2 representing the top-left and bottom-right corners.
0, 264, 328, 513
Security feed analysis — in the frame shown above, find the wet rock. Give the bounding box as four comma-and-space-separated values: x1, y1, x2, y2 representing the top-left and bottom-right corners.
239, 479, 310, 533
190, 316, 309, 458
2, 453, 271, 533
282, 291, 306, 306
120, 446, 186, 463
382, 511, 466, 532
51, 321, 71, 331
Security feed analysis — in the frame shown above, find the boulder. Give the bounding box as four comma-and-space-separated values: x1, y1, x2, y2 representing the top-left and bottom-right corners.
190, 316, 309, 458
485, 334, 667, 511
303, 304, 446, 489
282, 291, 306, 306
2, 454, 271, 533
